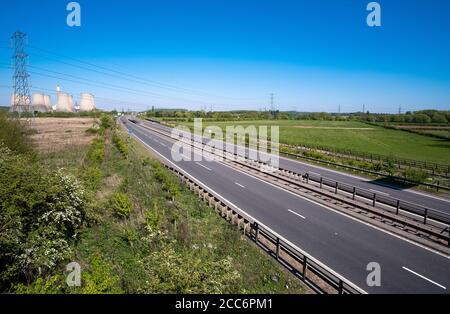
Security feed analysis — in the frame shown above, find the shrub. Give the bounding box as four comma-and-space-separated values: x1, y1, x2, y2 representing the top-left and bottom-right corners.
18, 227, 72, 278
100, 115, 115, 129
0, 146, 85, 289
0, 111, 32, 154
85, 126, 101, 134
370, 162, 384, 172
112, 192, 132, 218
145, 202, 162, 232
151, 163, 179, 198
13, 275, 64, 294
404, 168, 428, 183
138, 243, 240, 293
80, 254, 123, 294
112, 132, 129, 158
82, 166, 102, 191
86, 138, 105, 165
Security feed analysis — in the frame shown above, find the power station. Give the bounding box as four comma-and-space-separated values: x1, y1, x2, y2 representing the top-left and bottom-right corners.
9, 31, 96, 113
10, 86, 96, 113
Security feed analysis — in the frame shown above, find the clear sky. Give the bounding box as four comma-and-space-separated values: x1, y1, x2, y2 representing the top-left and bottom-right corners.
1, 0, 450, 112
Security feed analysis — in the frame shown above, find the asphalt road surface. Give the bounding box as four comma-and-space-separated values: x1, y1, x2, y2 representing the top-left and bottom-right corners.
141, 119, 450, 214
123, 118, 450, 294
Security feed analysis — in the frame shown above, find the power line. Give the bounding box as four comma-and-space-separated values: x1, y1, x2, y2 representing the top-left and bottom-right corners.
8, 62, 258, 109
27, 65, 176, 99
2, 41, 265, 110
27, 44, 262, 102
26, 69, 255, 109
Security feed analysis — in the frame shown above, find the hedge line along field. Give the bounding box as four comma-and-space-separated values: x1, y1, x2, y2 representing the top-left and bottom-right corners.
178, 120, 450, 165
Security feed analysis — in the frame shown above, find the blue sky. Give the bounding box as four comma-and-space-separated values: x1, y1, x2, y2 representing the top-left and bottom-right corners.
1, 0, 450, 112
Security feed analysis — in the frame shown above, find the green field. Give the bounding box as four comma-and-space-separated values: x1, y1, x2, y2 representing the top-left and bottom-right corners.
179, 120, 450, 165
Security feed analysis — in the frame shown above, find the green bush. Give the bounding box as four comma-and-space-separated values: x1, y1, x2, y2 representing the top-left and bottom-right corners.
82, 166, 102, 191
151, 163, 179, 198
0, 111, 33, 154
13, 275, 64, 294
302, 150, 335, 162
112, 192, 133, 218
112, 132, 129, 158
404, 168, 428, 183
0, 146, 86, 290
145, 203, 162, 232
100, 115, 115, 129
85, 126, 101, 134
80, 254, 123, 294
86, 138, 105, 165
138, 243, 240, 293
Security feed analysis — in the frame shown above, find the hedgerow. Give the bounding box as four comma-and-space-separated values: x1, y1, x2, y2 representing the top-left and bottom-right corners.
0, 145, 86, 290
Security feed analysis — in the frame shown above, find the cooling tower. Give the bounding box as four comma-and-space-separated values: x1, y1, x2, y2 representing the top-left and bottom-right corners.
56, 92, 74, 112
79, 93, 96, 111
32, 93, 48, 112
43, 95, 52, 111
69, 95, 74, 110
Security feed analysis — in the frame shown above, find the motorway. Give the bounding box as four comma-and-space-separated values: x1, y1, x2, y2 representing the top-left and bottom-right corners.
141, 119, 450, 214
123, 117, 450, 293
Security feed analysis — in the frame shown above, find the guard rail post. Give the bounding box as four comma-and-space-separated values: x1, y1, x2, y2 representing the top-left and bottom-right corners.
338, 280, 344, 294
276, 237, 280, 260
302, 256, 308, 280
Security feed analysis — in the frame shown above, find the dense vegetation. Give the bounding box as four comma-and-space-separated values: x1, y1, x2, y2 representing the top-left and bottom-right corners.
177, 119, 450, 165
0, 111, 34, 155
144, 109, 450, 124
0, 114, 306, 294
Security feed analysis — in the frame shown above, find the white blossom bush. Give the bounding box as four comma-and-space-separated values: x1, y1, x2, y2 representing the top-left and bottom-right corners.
18, 227, 72, 276
39, 169, 85, 238
0, 145, 86, 289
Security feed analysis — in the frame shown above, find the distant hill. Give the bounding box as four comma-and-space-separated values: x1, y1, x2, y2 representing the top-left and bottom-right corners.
0, 106, 9, 112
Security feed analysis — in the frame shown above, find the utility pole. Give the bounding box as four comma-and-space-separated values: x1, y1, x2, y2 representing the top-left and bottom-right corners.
362, 104, 365, 114
269, 93, 275, 118
398, 105, 402, 114
338, 104, 341, 114
270, 93, 274, 112
11, 31, 32, 123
